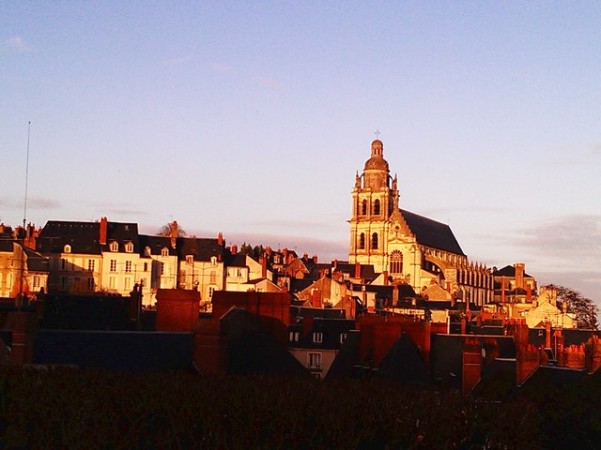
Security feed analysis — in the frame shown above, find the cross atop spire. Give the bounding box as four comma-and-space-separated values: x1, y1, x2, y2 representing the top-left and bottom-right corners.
374, 129, 381, 139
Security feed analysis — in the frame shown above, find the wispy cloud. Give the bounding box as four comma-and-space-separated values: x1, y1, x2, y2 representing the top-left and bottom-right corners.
540, 142, 601, 167
257, 76, 283, 91
209, 62, 231, 74
0, 196, 59, 210
4, 36, 32, 52
535, 270, 601, 304
511, 214, 601, 268
163, 55, 193, 66
27, 197, 61, 209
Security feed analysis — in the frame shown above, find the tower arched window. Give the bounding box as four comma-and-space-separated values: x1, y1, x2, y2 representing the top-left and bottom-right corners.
371, 233, 378, 250
373, 199, 380, 215
359, 233, 366, 250
361, 199, 367, 215
390, 251, 403, 274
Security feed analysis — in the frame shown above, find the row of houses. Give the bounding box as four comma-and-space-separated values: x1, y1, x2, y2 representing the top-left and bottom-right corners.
0, 216, 580, 331
3, 287, 597, 400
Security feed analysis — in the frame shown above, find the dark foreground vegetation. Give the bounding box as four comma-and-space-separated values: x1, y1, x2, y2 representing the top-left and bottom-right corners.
0, 366, 599, 449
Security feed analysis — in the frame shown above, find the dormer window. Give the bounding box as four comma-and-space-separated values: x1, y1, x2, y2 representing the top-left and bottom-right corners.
211, 256, 217, 266
186, 255, 194, 265
161, 247, 169, 257
145, 246, 152, 256
124, 242, 134, 253
109, 241, 118, 252
313, 332, 323, 344
64, 244, 71, 253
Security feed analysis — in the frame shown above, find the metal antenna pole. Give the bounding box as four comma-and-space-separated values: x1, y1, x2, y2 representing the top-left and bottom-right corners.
18, 122, 31, 310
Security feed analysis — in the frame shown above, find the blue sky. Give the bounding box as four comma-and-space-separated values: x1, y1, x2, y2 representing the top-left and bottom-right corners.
2, 2, 600, 303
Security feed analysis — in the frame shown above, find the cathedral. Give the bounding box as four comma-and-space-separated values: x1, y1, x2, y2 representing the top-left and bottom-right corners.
349, 139, 493, 305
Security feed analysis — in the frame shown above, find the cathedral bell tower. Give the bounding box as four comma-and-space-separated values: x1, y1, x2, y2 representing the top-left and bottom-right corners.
349, 139, 400, 274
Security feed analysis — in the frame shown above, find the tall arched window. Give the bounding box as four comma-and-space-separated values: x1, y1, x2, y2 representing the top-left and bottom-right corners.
359, 233, 366, 250
361, 199, 367, 215
371, 233, 378, 250
373, 199, 380, 215
390, 251, 403, 274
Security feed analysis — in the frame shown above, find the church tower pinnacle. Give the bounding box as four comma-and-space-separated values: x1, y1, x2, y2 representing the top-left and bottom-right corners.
349, 139, 401, 274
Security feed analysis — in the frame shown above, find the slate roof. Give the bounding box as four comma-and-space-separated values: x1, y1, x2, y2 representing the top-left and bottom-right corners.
37, 220, 139, 254
325, 330, 362, 380
0, 239, 49, 272
37, 221, 103, 254
493, 265, 534, 278
377, 333, 432, 384
176, 237, 224, 261
138, 235, 176, 257
359, 284, 416, 300
24, 248, 49, 272
223, 253, 248, 267
289, 306, 347, 319
289, 317, 355, 350
104, 222, 139, 252
33, 330, 195, 372
332, 262, 377, 281
401, 209, 465, 256
221, 308, 309, 376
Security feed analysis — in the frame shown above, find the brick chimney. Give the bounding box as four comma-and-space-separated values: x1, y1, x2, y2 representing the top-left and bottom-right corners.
312, 255, 318, 264
354, 262, 361, 279
231, 244, 238, 255
545, 322, 552, 349
514, 263, 525, 289
260, 255, 267, 279
170, 221, 178, 249
99, 217, 108, 245
217, 232, 224, 246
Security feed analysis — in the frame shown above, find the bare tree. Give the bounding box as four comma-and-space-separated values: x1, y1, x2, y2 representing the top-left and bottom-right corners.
545, 284, 599, 329
157, 222, 186, 237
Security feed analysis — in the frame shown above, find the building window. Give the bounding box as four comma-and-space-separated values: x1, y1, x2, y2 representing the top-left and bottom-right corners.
143, 262, 148, 272
109, 241, 118, 252
373, 199, 380, 215
88, 259, 95, 272
361, 199, 367, 215
64, 244, 71, 253
186, 255, 194, 265
161, 248, 169, 257
211, 256, 217, 266
210, 271, 216, 284
125, 242, 134, 253
88, 278, 94, 290
125, 261, 132, 273
159, 262, 165, 275
313, 332, 323, 344
110, 260, 117, 272
289, 331, 300, 342
33, 276, 40, 288
359, 233, 365, 250
371, 233, 378, 250
61, 258, 67, 270
308, 352, 322, 369
390, 251, 403, 274
340, 333, 348, 344
109, 277, 116, 289
124, 278, 131, 291
208, 286, 215, 298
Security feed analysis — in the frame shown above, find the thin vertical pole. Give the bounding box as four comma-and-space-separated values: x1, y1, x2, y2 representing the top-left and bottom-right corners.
18, 122, 31, 310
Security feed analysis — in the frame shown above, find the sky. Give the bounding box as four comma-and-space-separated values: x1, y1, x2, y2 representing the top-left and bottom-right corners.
1, 2, 600, 303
